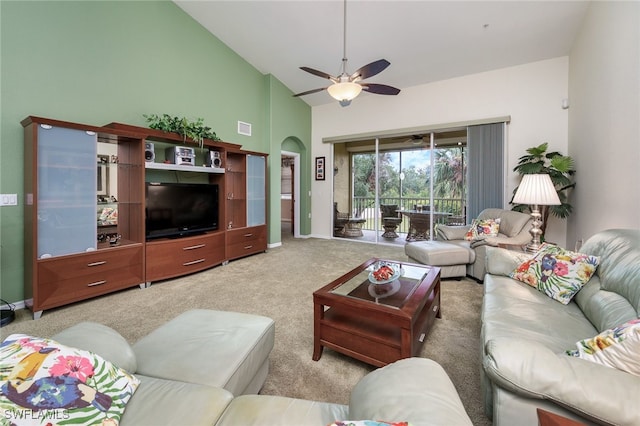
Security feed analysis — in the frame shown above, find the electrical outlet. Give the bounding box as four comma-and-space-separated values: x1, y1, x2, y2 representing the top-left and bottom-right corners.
0, 194, 18, 206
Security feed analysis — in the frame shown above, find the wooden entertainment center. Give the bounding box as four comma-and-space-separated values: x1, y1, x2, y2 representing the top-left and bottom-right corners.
22, 116, 267, 319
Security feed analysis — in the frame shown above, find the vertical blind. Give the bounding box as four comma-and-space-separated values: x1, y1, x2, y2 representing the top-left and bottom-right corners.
466, 123, 505, 220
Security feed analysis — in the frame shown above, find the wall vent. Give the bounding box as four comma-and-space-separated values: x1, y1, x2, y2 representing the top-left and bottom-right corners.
237, 121, 252, 136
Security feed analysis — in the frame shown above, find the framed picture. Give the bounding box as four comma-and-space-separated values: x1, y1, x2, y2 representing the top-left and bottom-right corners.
97, 155, 110, 196
315, 157, 325, 181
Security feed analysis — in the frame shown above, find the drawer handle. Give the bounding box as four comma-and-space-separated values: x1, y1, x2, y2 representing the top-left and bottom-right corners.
183, 259, 205, 266
87, 261, 107, 267
244, 245, 253, 250
87, 280, 107, 287
244, 233, 253, 237
183, 244, 205, 250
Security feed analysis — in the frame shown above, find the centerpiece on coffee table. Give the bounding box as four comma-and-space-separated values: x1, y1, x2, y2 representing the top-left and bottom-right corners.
368, 261, 402, 284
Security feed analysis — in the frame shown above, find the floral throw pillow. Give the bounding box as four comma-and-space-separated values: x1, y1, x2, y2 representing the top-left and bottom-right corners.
566, 318, 640, 376
0, 334, 140, 425
510, 244, 599, 304
465, 218, 501, 241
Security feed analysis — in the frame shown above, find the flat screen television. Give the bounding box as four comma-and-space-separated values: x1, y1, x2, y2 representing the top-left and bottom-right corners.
145, 182, 219, 240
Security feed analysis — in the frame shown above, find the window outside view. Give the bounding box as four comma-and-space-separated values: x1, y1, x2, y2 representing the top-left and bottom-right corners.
333, 132, 467, 244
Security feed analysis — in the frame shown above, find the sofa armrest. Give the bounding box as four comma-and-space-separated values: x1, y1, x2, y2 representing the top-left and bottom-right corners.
483, 338, 640, 425
52, 321, 137, 373
349, 358, 472, 425
436, 225, 470, 241
484, 246, 532, 277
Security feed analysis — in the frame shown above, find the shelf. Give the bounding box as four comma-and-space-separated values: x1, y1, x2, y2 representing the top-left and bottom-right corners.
145, 162, 225, 174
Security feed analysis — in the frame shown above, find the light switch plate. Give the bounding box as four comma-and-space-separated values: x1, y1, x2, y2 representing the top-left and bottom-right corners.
0, 194, 18, 206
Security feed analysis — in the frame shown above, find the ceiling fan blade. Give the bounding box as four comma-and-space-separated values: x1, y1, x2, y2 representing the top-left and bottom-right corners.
292, 87, 327, 97
351, 59, 390, 81
361, 83, 401, 96
300, 67, 336, 81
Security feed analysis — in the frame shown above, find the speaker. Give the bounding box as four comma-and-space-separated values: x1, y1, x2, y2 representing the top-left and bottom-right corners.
145, 142, 155, 163
207, 150, 222, 168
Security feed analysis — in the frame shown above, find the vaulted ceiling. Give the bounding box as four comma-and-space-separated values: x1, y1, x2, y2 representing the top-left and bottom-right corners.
175, 1, 589, 107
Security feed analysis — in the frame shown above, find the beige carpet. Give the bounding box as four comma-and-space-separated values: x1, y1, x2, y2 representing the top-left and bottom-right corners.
1, 232, 491, 426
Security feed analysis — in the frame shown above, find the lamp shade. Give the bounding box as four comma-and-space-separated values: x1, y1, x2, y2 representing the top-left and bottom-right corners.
513, 174, 561, 205
327, 82, 362, 103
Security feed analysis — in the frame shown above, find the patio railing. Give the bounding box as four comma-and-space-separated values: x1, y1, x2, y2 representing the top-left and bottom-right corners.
350, 196, 465, 233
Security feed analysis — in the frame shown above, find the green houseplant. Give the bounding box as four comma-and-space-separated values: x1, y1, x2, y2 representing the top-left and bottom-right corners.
511, 142, 576, 238
143, 114, 220, 148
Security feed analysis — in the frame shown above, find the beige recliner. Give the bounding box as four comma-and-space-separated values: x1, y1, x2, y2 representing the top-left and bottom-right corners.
435, 208, 533, 281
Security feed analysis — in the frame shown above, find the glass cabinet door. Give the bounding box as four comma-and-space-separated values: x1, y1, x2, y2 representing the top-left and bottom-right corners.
247, 154, 266, 226
37, 125, 97, 258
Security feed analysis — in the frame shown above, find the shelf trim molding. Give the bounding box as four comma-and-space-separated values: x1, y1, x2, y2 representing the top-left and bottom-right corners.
145, 162, 225, 174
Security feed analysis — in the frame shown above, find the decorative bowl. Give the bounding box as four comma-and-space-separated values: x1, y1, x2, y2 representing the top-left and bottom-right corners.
368, 263, 402, 285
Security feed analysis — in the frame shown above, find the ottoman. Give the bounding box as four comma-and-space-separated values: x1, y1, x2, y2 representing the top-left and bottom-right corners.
405, 240, 475, 279
132, 309, 275, 396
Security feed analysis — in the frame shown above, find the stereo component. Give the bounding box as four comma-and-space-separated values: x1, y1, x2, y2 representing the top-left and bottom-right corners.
165, 146, 195, 166
144, 142, 155, 163
206, 150, 222, 168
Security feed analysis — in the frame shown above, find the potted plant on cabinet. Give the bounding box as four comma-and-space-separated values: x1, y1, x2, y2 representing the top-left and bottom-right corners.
143, 114, 220, 149
511, 142, 576, 239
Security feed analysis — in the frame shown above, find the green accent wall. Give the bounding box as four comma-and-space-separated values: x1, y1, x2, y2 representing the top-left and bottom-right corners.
0, 1, 311, 303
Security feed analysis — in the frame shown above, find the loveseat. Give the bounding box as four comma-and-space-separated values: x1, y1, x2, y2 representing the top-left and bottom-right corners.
406, 208, 533, 281
1, 309, 473, 426
481, 228, 640, 425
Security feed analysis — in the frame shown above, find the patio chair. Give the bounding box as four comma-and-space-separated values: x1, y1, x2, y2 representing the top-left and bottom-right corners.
334, 202, 366, 237
380, 204, 402, 239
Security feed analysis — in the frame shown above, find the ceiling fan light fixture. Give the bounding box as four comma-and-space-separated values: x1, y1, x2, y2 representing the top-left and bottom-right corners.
327, 81, 362, 106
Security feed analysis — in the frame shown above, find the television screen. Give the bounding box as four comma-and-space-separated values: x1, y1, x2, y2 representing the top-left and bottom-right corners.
145, 182, 219, 240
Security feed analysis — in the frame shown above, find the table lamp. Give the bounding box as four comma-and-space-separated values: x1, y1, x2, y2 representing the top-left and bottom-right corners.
512, 174, 561, 252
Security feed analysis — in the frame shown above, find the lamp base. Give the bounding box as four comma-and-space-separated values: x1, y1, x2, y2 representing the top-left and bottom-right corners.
527, 205, 544, 253
525, 242, 543, 253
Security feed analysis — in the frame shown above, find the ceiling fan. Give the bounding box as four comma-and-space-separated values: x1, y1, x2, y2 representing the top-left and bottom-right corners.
292, 0, 400, 107
405, 135, 427, 145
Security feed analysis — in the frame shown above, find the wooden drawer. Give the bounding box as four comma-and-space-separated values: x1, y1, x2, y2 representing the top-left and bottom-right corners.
146, 232, 225, 282
227, 225, 266, 244
227, 237, 267, 260
34, 245, 144, 312
38, 245, 143, 284
226, 226, 266, 260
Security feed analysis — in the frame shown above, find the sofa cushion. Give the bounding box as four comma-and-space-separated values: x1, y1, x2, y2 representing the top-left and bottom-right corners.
566, 318, 640, 376
52, 321, 137, 374
580, 229, 640, 314
482, 275, 598, 352
132, 309, 275, 396
509, 244, 599, 305
121, 375, 233, 426
349, 358, 472, 426
1, 334, 139, 425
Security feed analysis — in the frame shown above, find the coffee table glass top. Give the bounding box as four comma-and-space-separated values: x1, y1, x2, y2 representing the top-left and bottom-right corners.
330, 260, 432, 309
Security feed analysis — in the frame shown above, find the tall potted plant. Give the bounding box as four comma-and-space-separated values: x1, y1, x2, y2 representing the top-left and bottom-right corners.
511, 143, 575, 238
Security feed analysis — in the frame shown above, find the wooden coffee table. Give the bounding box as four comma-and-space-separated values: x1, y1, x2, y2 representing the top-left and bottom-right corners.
313, 258, 441, 367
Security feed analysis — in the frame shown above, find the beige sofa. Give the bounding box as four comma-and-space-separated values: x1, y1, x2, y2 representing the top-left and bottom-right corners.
406, 208, 532, 281
481, 229, 640, 425
42, 309, 473, 426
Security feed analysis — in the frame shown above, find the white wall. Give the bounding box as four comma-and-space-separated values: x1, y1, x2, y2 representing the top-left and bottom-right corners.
567, 1, 640, 246
311, 57, 570, 245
